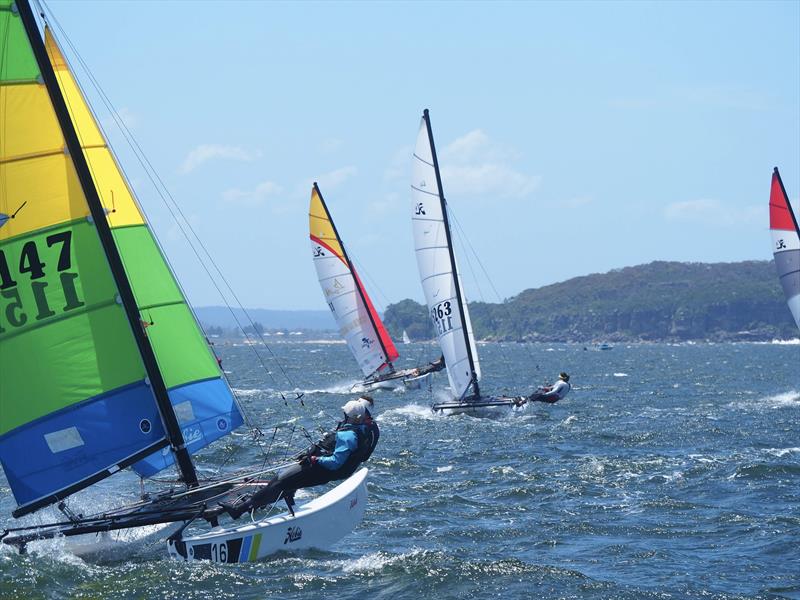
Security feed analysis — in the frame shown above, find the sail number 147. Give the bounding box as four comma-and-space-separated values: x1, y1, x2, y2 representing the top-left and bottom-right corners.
430, 300, 454, 335
0, 230, 84, 333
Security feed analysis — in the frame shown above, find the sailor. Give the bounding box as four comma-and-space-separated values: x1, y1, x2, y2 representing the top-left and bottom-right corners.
221, 400, 372, 519
527, 372, 572, 404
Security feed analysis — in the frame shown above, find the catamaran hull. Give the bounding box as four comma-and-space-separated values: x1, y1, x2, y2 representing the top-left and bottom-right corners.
354, 368, 432, 392
167, 468, 368, 563
403, 372, 431, 390
431, 398, 524, 417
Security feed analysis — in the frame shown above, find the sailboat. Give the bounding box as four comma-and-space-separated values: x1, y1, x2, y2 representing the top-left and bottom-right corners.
411, 109, 533, 415
309, 183, 444, 391
402, 330, 412, 344
769, 167, 800, 332
0, 0, 366, 561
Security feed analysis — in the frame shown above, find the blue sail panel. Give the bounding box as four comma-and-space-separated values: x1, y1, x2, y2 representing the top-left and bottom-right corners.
132, 378, 243, 477
0, 381, 166, 509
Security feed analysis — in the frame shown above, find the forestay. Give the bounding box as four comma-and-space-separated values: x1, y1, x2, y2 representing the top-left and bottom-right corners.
309, 184, 399, 378
769, 168, 800, 331
411, 111, 481, 399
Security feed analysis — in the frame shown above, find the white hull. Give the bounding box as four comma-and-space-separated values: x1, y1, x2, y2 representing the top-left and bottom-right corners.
402, 372, 431, 390
431, 397, 524, 417
167, 468, 368, 563
355, 368, 432, 392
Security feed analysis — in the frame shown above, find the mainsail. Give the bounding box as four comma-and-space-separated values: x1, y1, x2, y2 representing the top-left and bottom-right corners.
309, 183, 399, 377
0, 2, 241, 517
769, 167, 800, 331
411, 110, 481, 400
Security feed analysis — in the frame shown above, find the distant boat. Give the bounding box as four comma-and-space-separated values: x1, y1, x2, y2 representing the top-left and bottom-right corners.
309, 183, 443, 391
598, 343, 613, 350
402, 330, 412, 344
411, 109, 530, 415
769, 167, 800, 332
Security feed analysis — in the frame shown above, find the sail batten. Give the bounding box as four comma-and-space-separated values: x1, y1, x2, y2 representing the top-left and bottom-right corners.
309, 184, 399, 378
411, 110, 481, 400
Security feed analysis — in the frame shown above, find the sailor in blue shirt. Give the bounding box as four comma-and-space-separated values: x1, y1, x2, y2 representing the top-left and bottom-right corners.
220, 399, 371, 519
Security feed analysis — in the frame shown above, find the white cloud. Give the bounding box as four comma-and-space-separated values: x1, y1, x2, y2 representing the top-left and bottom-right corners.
663, 198, 764, 227
440, 164, 540, 199
300, 166, 358, 196
180, 144, 259, 174
432, 130, 538, 199
222, 180, 283, 205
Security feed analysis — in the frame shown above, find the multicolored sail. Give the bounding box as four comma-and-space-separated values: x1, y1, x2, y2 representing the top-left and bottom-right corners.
0, 4, 240, 515
43, 31, 242, 477
309, 183, 399, 378
769, 167, 800, 331
411, 110, 481, 400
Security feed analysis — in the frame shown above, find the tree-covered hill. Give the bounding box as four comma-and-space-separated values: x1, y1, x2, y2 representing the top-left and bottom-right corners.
384, 261, 798, 342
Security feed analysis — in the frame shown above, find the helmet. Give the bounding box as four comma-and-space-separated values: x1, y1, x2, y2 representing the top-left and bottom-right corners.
356, 397, 373, 417
559, 372, 570, 382
342, 400, 366, 423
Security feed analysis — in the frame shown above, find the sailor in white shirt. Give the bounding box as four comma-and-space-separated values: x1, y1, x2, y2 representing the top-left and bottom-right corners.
528, 372, 571, 404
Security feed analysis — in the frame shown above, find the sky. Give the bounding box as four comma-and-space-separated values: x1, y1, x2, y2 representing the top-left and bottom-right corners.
41, 0, 800, 311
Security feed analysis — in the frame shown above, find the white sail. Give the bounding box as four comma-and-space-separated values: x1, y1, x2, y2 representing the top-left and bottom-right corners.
402, 330, 411, 344
411, 113, 481, 400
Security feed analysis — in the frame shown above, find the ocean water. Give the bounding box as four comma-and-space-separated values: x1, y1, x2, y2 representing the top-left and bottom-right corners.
1, 341, 799, 599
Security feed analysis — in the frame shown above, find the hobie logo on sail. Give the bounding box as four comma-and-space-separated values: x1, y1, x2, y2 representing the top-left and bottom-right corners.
777, 239, 787, 250
361, 337, 374, 349
313, 246, 325, 257
415, 203, 426, 215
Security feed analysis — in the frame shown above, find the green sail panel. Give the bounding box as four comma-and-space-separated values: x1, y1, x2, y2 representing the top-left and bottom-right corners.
0, 2, 169, 513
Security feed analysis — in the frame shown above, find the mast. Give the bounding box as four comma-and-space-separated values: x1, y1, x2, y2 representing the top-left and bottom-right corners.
312, 182, 394, 374
422, 109, 479, 399
774, 167, 800, 235
16, 0, 198, 487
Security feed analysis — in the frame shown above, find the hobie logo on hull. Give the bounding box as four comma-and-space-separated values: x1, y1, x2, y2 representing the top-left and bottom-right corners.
284, 526, 302, 544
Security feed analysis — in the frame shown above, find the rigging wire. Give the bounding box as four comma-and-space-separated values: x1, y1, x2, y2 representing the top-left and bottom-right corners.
447, 204, 540, 390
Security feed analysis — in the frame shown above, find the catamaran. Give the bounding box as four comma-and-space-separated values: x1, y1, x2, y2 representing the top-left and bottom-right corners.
411, 109, 534, 416
769, 167, 800, 332
0, 0, 367, 561
309, 183, 444, 391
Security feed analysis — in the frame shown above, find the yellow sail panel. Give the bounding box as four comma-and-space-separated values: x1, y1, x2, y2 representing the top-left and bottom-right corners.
0, 154, 86, 241
309, 186, 345, 260
0, 84, 62, 159
44, 28, 144, 229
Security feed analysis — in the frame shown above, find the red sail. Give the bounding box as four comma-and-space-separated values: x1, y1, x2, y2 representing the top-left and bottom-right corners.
353, 270, 400, 365
770, 169, 798, 232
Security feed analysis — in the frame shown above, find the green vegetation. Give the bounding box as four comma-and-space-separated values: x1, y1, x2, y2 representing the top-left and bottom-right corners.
384, 261, 798, 342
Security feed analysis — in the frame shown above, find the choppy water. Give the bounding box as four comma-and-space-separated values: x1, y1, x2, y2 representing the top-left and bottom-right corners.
2, 341, 799, 599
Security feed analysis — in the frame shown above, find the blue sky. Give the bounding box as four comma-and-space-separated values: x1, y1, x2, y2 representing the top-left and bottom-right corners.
46, 0, 800, 310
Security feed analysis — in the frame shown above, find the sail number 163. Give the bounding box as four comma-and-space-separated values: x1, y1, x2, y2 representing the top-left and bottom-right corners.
430, 300, 453, 335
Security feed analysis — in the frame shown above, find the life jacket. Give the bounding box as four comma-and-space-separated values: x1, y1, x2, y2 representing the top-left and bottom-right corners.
338, 423, 370, 477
